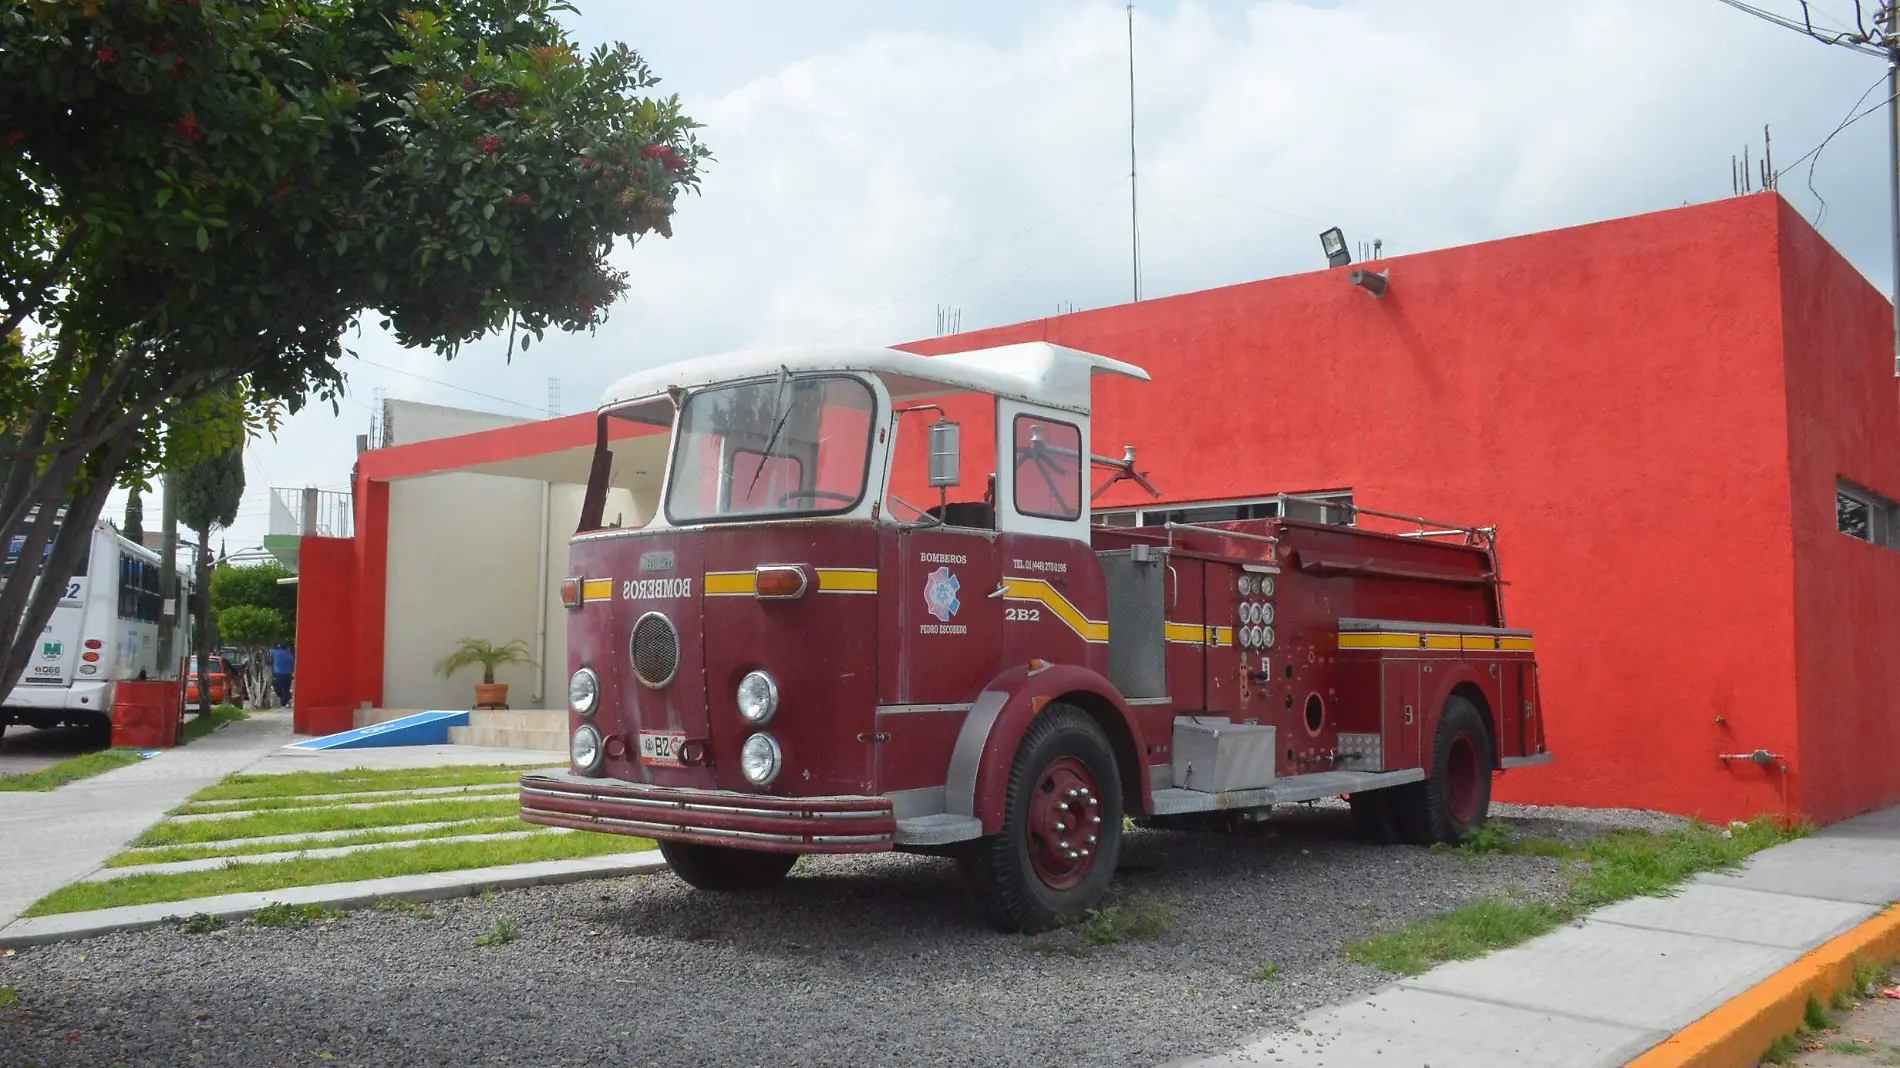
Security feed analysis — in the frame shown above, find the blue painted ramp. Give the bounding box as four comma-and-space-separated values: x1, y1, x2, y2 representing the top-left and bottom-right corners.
287, 710, 470, 750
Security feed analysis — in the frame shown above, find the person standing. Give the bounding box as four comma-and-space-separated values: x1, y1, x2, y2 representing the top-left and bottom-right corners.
270, 642, 295, 709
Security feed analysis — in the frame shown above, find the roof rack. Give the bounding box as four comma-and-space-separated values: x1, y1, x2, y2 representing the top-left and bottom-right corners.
1277, 493, 1496, 548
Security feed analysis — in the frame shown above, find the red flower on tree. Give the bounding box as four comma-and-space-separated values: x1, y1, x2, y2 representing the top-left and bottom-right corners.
476, 135, 501, 153
639, 143, 687, 171
170, 111, 204, 142
96, 45, 117, 63
515, 192, 532, 205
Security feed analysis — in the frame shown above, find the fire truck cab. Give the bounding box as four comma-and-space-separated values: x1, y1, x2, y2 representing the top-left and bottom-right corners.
521, 342, 1551, 931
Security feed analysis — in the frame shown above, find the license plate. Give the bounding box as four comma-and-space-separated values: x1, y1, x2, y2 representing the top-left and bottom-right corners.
638, 731, 687, 768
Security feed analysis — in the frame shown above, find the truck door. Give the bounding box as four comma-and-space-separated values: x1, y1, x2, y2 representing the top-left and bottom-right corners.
888, 527, 1002, 705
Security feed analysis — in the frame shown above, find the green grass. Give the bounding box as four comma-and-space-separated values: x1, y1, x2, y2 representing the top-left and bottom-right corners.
131, 796, 524, 847
109, 816, 538, 866
474, 915, 521, 947
1348, 818, 1806, 976
1252, 961, 1284, 982
0, 984, 17, 1010
374, 897, 436, 918
190, 764, 534, 803
26, 832, 654, 916
173, 782, 517, 816
251, 902, 340, 928
0, 749, 146, 792
181, 704, 248, 743
1824, 1038, 1874, 1055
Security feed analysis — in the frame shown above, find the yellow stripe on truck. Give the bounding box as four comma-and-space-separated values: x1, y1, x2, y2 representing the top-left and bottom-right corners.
703, 572, 756, 597
816, 568, 878, 594
1002, 577, 1110, 643
1338, 630, 1535, 653
581, 578, 614, 603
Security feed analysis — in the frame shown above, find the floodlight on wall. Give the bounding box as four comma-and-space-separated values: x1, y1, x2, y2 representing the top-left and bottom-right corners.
1348, 268, 1389, 298
1320, 227, 1351, 268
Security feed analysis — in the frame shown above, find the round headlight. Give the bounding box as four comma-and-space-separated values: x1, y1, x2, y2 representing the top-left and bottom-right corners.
571, 724, 603, 772
1260, 576, 1275, 597
1261, 625, 1276, 648
736, 670, 779, 725
740, 732, 782, 787
1260, 603, 1274, 625
568, 668, 598, 716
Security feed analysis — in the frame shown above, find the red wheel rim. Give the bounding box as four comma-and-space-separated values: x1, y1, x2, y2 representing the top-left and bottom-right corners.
1026, 756, 1103, 890
1445, 734, 1482, 824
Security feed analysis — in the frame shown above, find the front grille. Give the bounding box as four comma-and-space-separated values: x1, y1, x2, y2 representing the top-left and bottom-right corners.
630, 611, 680, 689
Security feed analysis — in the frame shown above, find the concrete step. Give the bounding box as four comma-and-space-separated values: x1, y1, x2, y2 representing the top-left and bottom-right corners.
448, 725, 566, 752
466, 709, 565, 731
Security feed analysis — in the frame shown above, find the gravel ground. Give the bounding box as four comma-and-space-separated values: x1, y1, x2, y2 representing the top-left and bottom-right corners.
0, 803, 1667, 1068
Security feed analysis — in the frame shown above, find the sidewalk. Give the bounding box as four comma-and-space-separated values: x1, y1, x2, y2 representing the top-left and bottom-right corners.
0, 710, 294, 929
1175, 804, 1900, 1067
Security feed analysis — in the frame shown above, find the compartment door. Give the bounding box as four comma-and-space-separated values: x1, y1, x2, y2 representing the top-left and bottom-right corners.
1381, 660, 1423, 771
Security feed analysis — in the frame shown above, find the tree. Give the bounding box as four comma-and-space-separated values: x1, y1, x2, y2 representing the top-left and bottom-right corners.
0, 1, 704, 699
176, 443, 242, 713
209, 558, 295, 707
122, 485, 143, 542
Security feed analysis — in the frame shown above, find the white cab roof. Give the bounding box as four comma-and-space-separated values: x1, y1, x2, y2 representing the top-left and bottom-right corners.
598, 342, 1149, 415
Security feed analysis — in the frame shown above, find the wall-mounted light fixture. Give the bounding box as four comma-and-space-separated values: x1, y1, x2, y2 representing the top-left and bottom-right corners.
1319, 227, 1351, 268
1348, 268, 1389, 298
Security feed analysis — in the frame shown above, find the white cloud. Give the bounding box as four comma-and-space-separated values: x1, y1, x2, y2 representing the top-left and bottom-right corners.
203, 0, 1891, 551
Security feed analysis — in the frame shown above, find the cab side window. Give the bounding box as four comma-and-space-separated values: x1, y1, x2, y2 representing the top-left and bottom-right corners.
1012, 415, 1082, 521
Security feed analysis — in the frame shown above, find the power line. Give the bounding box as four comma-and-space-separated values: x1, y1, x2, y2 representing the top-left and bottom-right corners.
350, 356, 551, 416
1713, 0, 1886, 54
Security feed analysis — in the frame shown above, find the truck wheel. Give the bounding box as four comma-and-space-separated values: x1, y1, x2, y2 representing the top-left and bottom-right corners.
1399, 696, 1494, 845
962, 703, 1124, 933
658, 841, 797, 892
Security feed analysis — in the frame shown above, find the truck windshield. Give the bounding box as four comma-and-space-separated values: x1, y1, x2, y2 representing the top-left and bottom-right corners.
664, 374, 878, 524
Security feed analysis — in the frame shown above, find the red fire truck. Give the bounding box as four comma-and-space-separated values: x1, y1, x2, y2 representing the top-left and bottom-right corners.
520, 343, 1551, 931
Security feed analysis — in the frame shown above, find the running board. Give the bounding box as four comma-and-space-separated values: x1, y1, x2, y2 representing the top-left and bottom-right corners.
894, 814, 983, 846
1150, 768, 1427, 816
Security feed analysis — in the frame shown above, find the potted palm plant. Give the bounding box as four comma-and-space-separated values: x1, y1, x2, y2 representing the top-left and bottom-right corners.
436, 637, 536, 710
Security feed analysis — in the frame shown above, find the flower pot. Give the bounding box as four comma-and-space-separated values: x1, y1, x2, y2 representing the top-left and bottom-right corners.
473, 682, 510, 710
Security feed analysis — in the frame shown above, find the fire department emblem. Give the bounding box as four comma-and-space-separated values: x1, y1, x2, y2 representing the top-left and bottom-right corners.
923, 566, 961, 622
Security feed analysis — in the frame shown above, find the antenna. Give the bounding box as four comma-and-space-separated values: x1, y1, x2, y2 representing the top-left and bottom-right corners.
547, 377, 561, 419
369, 387, 387, 449
1127, 2, 1142, 303
935, 304, 963, 337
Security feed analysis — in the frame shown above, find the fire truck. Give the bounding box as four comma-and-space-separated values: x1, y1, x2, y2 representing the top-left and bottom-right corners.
520, 342, 1551, 931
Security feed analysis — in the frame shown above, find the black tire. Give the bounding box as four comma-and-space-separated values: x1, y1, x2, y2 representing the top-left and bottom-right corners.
658, 841, 797, 892
960, 703, 1124, 933
1395, 696, 1494, 845
79, 712, 113, 749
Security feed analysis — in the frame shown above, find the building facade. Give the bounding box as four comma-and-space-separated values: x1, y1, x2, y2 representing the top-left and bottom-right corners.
298, 192, 1900, 824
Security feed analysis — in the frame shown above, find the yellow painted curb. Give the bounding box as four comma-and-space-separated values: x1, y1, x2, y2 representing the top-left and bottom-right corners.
1627, 902, 1900, 1068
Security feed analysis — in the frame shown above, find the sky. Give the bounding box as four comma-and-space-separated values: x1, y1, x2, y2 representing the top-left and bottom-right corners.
152, 0, 1900, 555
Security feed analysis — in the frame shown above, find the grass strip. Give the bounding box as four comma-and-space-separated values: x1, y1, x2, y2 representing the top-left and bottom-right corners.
0, 750, 146, 792
133, 796, 523, 847
173, 783, 516, 816
107, 816, 540, 866
26, 832, 654, 916
190, 764, 535, 803
1347, 817, 1806, 976
181, 705, 249, 743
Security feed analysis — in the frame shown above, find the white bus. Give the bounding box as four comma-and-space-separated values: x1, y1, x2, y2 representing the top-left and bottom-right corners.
1, 518, 191, 738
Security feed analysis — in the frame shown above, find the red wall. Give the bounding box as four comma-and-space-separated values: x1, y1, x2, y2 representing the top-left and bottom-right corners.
906, 193, 1815, 822
292, 536, 358, 736
1779, 198, 1900, 824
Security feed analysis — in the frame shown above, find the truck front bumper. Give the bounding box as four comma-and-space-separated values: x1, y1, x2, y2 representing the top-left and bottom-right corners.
519, 770, 896, 854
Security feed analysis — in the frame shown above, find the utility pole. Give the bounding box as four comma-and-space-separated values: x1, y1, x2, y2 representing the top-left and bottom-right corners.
1886, 3, 1900, 375
1127, 2, 1141, 303
156, 473, 178, 672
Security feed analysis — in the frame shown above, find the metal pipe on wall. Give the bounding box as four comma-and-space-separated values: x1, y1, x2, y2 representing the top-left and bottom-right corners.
532, 479, 549, 706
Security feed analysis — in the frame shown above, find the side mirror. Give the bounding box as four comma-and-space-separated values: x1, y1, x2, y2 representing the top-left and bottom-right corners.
927, 420, 961, 488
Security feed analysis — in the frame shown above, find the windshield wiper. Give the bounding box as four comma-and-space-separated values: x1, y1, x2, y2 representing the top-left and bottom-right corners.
745, 365, 793, 502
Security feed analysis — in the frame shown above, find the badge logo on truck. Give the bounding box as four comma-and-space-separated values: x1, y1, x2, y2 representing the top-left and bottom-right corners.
923, 566, 961, 622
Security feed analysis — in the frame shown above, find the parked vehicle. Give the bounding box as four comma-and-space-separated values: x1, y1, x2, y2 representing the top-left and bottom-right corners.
2, 517, 190, 739
185, 655, 229, 706
520, 343, 1552, 931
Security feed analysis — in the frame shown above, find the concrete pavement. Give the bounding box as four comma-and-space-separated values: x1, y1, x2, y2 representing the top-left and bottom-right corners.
1175, 804, 1900, 1068
0, 709, 294, 929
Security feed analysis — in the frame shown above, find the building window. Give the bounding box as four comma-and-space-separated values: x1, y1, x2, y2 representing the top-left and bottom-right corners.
1838, 479, 1897, 549
1096, 490, 1354, 528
